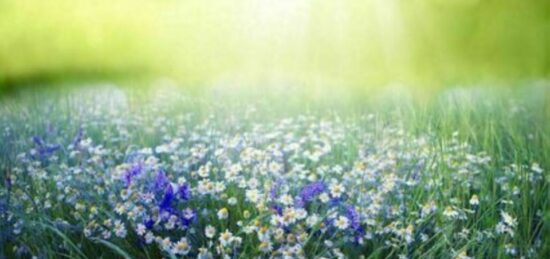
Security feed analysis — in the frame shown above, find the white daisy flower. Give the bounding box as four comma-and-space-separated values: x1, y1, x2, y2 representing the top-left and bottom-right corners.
219, 230, 234, 247
246, 189, 261, 203
217, 208, 229, 220
205, 225, 216, 239
172, 237, 191, 255
469, 195, 479, 206
330, 183, 344, 198
279, 194, 294, 206
334, 216, 350, 230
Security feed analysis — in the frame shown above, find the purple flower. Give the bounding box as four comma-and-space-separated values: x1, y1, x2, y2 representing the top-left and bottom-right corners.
32, 136, 60, 158
123, 162, 143, 187
144, 219, 155, 229
159, 184, 174, 210
72, 128, 84, 147
344, 204, 365, 243
177, 183, 191, 201
153, 170, 169, 192
297, 181, 326, 206
32, 136, 44, 146
324, 217, 335, 228
270, 184, 279, 200
272, 205, 283, 215
345, 205, 361, 231
329, 198, 342, 207
270, 179, 285, 200
180, 208, 196, 226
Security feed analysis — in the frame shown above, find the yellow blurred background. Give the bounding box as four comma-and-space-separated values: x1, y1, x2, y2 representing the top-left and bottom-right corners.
0, 0, 548, 91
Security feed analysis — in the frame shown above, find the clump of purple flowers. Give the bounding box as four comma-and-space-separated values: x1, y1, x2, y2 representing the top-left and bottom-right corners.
345, 204, 363, 233
32, 136, 60, 158
123, 162, 144, 187
296, 181, 326, 207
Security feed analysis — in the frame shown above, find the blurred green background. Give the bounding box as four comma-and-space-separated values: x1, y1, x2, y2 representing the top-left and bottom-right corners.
0, 0, 548, 92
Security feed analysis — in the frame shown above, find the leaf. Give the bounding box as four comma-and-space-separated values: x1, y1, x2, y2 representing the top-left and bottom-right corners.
90, 237, 132, 259
39, 221, 87, 259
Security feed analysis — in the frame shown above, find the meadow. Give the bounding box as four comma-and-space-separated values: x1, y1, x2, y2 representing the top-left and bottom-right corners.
0, 81, 548, 258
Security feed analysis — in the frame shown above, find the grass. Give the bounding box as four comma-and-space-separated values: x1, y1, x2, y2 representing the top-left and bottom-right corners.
0, 81, 549, 258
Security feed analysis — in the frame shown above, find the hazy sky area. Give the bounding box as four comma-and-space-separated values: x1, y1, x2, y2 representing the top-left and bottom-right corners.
0, 0, 548, 91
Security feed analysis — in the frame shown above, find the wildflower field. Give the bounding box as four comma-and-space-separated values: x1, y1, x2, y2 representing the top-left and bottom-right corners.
0, 82, 548, 258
